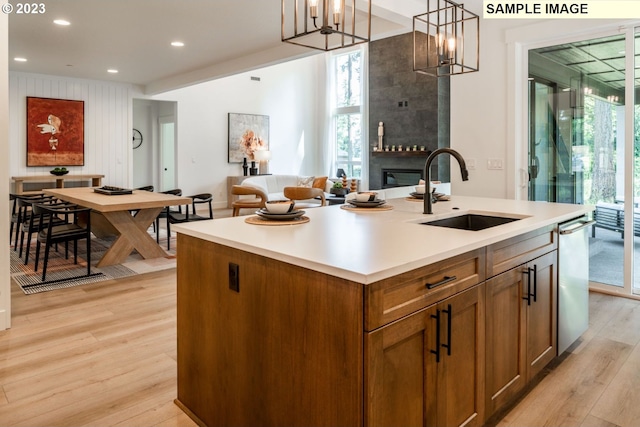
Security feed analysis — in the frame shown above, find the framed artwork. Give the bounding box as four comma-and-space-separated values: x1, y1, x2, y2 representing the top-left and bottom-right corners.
228, 113, 269, 163
26, 96, 85, 166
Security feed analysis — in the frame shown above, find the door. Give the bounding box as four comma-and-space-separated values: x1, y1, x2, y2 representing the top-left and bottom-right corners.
485, 268, 527, 418
437, 284, 485, 427
528, 79, 578, 204
159, 116, 176, 191
528, 33, 637, 292
525, 251, 557, 381
366, 305, 436, 427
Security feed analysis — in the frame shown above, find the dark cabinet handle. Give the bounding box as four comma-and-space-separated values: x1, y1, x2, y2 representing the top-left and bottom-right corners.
523, 267, 534, 306
426, 275, 457, 289
441, 304, 452, 356
532, 265, 537, 302
430, 310, 441, 363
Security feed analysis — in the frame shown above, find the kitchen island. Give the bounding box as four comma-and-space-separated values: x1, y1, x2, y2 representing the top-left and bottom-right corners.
173, 195, 592, 427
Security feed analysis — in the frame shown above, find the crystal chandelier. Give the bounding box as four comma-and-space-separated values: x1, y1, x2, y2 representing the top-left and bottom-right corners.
281, 0, 371, 51
413, 0, 479, 77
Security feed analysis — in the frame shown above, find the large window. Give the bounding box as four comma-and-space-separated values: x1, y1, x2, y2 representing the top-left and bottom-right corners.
332, 49, 365, 178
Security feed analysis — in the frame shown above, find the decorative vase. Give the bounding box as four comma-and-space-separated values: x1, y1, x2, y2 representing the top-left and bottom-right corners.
242, 158, 249, 176
249, 161, 258, 176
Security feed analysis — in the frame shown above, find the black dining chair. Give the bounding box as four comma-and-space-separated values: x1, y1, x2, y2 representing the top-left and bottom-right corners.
155, 189, 183, 248
130, 185, 155, 218
17, 195, 65, 263
32, 202, 93, 282
162, 193, 214, 251
10, 193, 53, 250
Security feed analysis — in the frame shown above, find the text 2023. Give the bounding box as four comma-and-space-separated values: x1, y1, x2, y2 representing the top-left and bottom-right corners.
16, 3, 46, 14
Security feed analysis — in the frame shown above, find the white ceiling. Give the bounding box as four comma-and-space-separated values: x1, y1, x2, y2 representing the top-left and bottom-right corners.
8, 0, 423, 94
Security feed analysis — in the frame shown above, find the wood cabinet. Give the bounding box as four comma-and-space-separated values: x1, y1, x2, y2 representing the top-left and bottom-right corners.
176, 225, 561, 427
485, 250, 557, 417
366, 283, 485, 427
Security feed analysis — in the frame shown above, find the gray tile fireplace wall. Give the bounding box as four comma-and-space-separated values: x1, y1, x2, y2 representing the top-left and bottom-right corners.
368, 32, 450, 190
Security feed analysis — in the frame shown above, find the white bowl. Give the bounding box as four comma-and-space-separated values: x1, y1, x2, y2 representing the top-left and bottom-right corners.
414, 185, 426, 194
355, 191, 377, 202
265, 200, 295, 214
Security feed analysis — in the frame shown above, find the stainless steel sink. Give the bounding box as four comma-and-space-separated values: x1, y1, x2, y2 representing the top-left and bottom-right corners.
421, 213, 521, 231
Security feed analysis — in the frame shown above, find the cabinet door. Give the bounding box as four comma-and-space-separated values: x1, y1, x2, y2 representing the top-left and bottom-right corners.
525, 250, 557, 380
437, 283, 485, 427
485, 267, 527, 417
366, 305, 438, 427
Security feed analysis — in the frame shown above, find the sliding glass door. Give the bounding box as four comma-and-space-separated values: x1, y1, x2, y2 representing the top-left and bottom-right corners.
528, 78, 581, 204
528, 31, 638, 293
633, 28, 640, 293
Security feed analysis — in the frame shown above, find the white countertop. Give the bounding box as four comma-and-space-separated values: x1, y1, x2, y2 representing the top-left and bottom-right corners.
173, 195, 593, 284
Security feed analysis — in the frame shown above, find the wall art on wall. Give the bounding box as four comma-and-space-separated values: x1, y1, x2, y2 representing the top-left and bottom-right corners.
228, 113, 269, 163
26, 96, 85, 166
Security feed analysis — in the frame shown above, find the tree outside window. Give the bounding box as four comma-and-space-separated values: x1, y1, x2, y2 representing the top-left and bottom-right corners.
333, 49, 364, 178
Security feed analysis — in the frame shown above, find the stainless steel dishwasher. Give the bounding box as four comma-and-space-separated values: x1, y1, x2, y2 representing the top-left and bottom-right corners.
557, 215, 595, 354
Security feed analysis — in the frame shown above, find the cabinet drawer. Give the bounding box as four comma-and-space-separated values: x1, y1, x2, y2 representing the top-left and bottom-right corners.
486, 225, 557, 278
365, 248, 485, 331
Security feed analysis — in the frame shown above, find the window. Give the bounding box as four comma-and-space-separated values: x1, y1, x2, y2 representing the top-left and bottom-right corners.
332, 48, 365, 179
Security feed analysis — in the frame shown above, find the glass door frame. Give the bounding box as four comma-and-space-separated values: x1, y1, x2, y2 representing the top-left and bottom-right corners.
515, 25, 637, 297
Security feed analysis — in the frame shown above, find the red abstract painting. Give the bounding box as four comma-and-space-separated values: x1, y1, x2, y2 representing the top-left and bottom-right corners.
26, 97, 84, 166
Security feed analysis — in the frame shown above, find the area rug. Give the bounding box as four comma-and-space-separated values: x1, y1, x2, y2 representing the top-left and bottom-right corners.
10, 231, 176, 294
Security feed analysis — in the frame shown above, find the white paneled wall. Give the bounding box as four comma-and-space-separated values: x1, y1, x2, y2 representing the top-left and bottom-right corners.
9, 72, 136, 188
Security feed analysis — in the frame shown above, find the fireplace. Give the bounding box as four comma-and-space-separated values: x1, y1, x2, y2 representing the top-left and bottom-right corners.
382, 169, 423, 188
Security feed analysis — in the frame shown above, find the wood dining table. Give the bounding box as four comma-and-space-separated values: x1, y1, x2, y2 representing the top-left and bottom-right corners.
43, 187, 192, 267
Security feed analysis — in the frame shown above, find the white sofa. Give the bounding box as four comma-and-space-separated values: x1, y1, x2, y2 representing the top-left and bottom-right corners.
240, 174, 333, 204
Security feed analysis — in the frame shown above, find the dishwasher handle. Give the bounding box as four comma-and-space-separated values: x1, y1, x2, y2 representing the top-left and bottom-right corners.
559, 220, 596, 235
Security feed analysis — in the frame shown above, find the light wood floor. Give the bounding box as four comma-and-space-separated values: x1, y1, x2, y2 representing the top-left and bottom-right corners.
2, 266, 638, 426
1, 269, 197, 427
498, 290, 640, 427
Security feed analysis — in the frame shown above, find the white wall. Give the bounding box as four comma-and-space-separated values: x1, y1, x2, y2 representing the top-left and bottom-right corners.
9, 72, 136, 189
1, 11, 10, 329
151, 53, 326, 207
450, 13, 633, 200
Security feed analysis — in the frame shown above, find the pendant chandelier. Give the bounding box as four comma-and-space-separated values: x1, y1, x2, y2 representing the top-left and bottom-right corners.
413, 0, 479, 77
281, 0, 371, 51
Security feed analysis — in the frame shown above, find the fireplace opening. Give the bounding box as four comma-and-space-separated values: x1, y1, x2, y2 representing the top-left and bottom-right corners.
382, 169, 423, 188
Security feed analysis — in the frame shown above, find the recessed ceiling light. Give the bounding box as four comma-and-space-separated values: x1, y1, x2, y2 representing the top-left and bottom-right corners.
171, 41, 185, 47
107, 69, 119, 74
53, 19, 70, 26
14, 57, 27, 62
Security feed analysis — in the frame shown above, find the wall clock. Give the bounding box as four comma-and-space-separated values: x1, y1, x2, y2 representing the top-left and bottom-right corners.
132, 128, 143, 149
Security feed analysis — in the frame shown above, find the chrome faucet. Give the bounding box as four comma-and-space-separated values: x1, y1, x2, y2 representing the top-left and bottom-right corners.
423, 148, 469, 214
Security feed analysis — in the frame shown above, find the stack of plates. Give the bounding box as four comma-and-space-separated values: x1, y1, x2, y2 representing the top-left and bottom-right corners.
409, 192, 448, 200
255, 208, 305, 220
347, 199, 386, 208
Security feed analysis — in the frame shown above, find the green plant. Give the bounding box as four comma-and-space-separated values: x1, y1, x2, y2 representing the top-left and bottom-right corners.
332, 181, 343, 189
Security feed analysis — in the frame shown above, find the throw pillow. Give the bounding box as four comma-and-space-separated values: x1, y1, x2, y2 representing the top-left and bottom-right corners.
312, 176, 328, 190
297, 176, 315, 187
